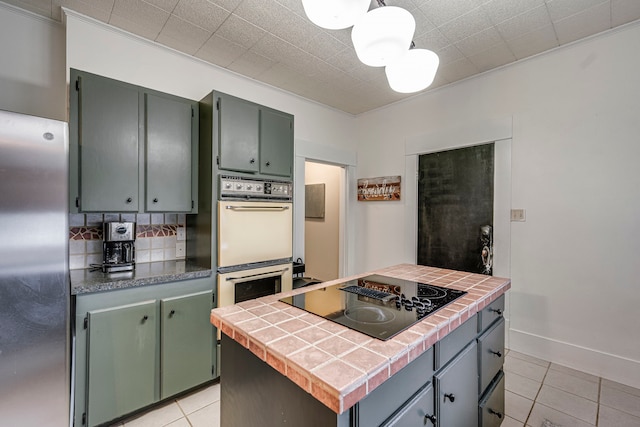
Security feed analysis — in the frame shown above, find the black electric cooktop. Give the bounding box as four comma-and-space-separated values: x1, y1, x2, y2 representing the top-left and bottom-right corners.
279, 274, 466, 341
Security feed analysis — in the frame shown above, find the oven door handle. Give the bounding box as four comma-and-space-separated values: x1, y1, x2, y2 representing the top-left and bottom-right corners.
225, 205, 290, 211
225, 267, 290, 282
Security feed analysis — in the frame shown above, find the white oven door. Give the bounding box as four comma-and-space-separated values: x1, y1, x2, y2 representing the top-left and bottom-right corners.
218, 201, 292, 268
218, 262, 293, 307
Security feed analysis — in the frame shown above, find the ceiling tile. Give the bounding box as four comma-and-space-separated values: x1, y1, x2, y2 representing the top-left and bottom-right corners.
55, 0, 114, 22
554, 2, 611, 45
172, 0, 229, 32
215, 14, 266, 49
414, 28, 453, 52
274, 0, 305, 16
612, 0, 640, 26
435, 44, 465, 65
5, 0, 52, 17
227, 51, 277, 78
233, 0, 289, 32
325, 47, 363, 74
480, 0, 546, 24
438, 6, 495, 43
249, 33, 298, 63
268, 8, 317, 46
143, 0, 178, 13
386, 0, 419, 10
156, 14, 211, 54
467, 41, 516, 71
454, 26, 504, 57
419, 0, 484, 26
438, 57, 480, 82
195, 34, 246, 67
411, 7, 438, 37
257, 62, 309, 88
505, 24, 559, 59
546, 0, 610, 22
496, 5, 553, 40
207, 0, 242, 12
302, 32, 348, 61
111, 0, 169, 39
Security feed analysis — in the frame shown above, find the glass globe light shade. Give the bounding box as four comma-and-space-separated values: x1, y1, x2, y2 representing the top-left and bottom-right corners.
301, 0, 370, 30
385, 48, 440, 93
351, 6, 416, 67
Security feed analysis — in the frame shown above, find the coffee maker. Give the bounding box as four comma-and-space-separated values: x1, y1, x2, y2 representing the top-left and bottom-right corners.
102, 222, 135, 272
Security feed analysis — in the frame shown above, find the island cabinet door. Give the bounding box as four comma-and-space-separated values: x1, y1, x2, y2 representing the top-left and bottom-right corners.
434, 341, 479, 427
381, 383, 436, 427
86, 300, 157, 427
160, 291, 214, 399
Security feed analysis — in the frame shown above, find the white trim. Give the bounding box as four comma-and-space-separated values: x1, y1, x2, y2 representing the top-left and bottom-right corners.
510, 328, 640, 390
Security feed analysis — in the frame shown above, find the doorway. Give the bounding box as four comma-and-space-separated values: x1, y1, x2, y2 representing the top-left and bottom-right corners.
417, 143, 495, 274
304, 161, 343, 281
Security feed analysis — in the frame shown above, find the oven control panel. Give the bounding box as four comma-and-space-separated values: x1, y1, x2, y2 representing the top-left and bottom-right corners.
219, 175, 292, 200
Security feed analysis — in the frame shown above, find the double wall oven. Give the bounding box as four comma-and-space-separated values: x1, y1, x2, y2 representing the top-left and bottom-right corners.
217, 175, 293, 307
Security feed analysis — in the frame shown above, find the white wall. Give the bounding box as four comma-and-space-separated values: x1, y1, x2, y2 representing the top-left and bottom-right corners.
0, 4, 66, 120
355, 22, 640, 388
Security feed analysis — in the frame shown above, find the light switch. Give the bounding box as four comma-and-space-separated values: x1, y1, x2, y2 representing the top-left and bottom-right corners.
176, 242, 186, 258
511, 209, 526, 222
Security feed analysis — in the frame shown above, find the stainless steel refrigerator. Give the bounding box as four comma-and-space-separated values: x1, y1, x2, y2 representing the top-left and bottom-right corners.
0, 109, 70, 426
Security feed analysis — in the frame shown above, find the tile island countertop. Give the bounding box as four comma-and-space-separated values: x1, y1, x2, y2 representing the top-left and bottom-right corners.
210, 263, 510, 415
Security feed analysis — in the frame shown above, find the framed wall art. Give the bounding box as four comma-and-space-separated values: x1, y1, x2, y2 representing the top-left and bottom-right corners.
357, 176, 401, 201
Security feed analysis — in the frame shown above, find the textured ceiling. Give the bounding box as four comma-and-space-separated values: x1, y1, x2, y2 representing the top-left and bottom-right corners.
4, 0, 640, 114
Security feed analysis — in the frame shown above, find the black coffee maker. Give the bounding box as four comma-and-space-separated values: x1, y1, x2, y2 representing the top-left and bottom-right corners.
102, 222, 135, 272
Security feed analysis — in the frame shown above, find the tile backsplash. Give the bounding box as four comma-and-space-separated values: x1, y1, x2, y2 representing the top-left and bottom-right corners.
69, 213, 187, 270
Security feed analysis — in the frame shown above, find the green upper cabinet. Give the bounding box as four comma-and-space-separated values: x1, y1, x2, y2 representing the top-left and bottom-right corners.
260, 108, 294, 177
145, 93, 196, 212
76, 71, 140, 212
69, 69, 198, 213
213, 91, 294, 179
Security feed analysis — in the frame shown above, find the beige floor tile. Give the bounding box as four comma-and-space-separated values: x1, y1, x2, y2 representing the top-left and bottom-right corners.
505, 390, 535, 423
602, 378, 640, 398
123, 402, 184, 427
548, 363, 599, 383
187, 401, 221, 427
507, 350, 551, 368
164, 418, 191, 427
526, 402, 595, 427
543, 369, 599, 401
177, 383, 221, 415
505, 355, 548, 382
598, 405, 640, 427
506, 371, 543, 400
601, 385, 640, 418
502, 415, 525, 427
536, 384, 597, 424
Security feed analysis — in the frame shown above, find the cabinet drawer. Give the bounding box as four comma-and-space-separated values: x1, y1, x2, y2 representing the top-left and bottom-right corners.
478, 317, 505, 394
358, 346, 434, 427
479, 295, 504, 332
479, 370, 505, 427
435, 313, 477, 370
381, 383, 435, 427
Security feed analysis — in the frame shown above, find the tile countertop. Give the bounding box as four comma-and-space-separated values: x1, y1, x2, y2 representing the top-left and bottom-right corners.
70, 260, 212, 295
210, 263, 511, 415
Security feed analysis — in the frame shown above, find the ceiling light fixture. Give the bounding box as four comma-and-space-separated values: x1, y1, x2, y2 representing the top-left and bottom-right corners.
385, 47, 440, 93
351, 4, 415, 67
301, 0, 370, 30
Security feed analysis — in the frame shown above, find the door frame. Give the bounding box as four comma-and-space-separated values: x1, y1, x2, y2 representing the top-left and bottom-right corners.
403, 116, 513, 346
293, 139, 357, 278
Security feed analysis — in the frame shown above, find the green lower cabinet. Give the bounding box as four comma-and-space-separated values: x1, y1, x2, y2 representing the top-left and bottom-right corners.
160, 291, 214, 399
87, 300, 158, 427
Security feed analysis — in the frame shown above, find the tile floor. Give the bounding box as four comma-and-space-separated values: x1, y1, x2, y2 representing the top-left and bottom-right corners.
113, 349, 640, 427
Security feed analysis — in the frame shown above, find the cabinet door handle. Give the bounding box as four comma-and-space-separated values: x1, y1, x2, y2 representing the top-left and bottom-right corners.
126, 197, 133, 203
249, 158, 255, 164
169, 309, 176, 318
488, 408, 503, 419
153, 198, 158, 203
265, 161, 271, 167
444, 393, 455, 403
141, 315, 149, 323
490, 308, 503, 315
490, 350, 503, 358
423, 413, 436, 425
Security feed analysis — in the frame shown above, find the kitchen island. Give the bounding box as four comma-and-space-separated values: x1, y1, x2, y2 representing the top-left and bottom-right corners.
210, 264, 510, 426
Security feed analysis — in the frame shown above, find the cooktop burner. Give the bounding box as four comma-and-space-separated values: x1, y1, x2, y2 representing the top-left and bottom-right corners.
279, 274, 466, 341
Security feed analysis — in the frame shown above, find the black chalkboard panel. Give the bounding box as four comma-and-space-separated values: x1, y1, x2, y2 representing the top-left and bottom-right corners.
417, 144, 494, 274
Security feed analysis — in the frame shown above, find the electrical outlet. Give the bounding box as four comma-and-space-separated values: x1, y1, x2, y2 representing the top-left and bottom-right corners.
176, 242, 186, 258
176, 226, 186, 241
510, 209, 526, 222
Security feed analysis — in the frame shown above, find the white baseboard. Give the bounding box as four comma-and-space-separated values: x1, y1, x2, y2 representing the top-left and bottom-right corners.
508, 327, 640, 390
